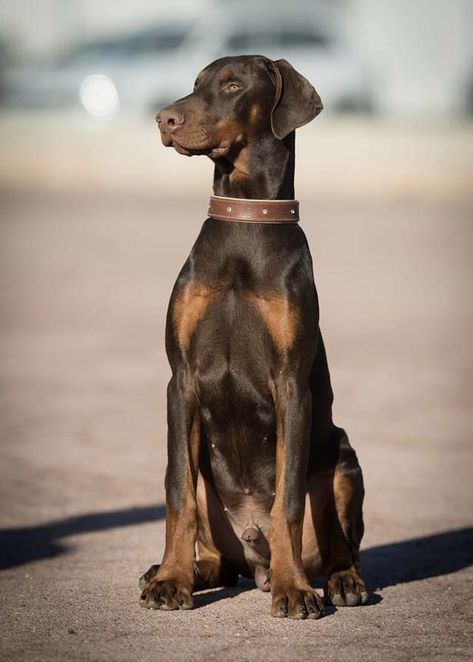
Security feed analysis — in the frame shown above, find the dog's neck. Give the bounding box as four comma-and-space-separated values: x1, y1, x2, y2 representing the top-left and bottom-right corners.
212, 131, 295, 200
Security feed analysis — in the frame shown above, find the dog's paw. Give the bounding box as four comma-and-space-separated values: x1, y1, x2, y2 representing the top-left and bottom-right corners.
139, 564, 160, 591
140, 578, 194, 611
325, 569, 368, 607
271, 583, 324, 620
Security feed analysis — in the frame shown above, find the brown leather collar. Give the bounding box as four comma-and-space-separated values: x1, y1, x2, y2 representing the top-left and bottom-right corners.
208, 195, 299, 224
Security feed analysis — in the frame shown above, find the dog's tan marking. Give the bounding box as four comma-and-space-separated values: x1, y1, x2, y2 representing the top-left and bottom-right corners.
215, 118, 244, 140
250, 103, 261, 125
173, 283, 220, 349
268, 396, 316, 617
219, 68, 232, 83
150, 415, 201, 601
253, 296, 298, 352
229, 147, 250, 183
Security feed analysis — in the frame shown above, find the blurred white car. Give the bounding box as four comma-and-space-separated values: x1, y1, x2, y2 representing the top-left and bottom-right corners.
4, 6, 373, 116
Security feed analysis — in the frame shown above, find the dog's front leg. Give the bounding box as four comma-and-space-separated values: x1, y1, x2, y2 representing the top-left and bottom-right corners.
269, 376, 324, 620
140, 370, 199, 610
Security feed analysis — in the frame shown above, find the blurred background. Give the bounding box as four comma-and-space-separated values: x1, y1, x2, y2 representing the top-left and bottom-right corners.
0, 2, 472, 659
0, 0, 472, 194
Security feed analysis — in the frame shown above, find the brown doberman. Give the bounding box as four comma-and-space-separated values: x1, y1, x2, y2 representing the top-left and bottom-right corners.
139, 55, 367, 620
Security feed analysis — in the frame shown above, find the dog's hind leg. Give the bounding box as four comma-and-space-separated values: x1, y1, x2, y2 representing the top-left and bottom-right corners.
194, 471, 241, 590
303, 428, 368, 606
194, 545, 239, 590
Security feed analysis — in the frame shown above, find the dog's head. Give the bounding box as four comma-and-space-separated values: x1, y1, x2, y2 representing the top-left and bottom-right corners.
156, 55, 322, 158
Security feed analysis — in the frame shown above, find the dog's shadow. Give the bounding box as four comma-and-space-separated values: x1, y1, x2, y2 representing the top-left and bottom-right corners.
193, 580, 254, 609
361, 527, 473, 591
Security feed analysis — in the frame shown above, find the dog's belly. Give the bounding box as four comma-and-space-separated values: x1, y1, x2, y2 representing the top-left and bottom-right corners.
197, 361, 277, 551
189, 289, 324, 578
189, 292, 277, 573
196, 471, 325, 580
192, 291, 276, 483
196, 472, 273, 575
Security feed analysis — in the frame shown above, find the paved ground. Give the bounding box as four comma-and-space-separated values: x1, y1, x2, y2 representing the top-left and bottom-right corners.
0, 118, 472, 660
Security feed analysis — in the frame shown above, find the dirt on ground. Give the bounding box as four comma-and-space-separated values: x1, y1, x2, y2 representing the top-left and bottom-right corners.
0, 171, 472, 660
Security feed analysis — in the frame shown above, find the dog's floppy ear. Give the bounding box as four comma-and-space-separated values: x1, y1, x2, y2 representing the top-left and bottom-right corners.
267, 59, 323, 140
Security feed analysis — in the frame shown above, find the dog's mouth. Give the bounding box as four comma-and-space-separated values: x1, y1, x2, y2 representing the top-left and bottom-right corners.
170, 139, 231, 159
160, 131, 231, 159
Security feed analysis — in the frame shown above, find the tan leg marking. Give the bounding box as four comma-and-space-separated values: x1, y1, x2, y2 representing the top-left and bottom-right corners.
140, 417, 201, 610
159, 416, 201, 582
268, 409, 323, 619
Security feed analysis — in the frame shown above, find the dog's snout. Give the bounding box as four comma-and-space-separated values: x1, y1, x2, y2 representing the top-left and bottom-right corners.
156, 108, 185, 133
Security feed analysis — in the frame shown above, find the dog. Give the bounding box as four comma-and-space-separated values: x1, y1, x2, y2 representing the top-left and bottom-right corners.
139, 55, 367, 619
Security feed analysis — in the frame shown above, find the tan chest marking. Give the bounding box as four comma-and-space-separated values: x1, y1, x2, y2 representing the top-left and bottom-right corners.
172, 283, 220, 350
253, 295, 298, 352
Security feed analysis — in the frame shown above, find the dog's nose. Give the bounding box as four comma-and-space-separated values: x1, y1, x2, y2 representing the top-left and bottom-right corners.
156, 108, 184, 133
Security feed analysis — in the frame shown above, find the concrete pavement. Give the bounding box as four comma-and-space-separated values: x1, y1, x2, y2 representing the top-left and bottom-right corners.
0, 178, 472, 660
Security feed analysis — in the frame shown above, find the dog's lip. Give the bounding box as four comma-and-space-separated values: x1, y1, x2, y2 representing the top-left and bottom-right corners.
161, 133, 231, 158
208, 143, 231, 158
172, 142, 193, 156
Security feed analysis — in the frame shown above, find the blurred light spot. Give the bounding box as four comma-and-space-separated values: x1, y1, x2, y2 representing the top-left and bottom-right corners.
79, 74, 120, 118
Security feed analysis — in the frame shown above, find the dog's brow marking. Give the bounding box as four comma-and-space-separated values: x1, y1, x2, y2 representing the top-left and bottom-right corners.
252, 295, 298, 351
173, 283, 220, 349
219, 68, 232, 82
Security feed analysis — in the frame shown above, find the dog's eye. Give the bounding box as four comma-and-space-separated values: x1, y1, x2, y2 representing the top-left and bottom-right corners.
225, 82, 241, 94
194, 78, 200, 89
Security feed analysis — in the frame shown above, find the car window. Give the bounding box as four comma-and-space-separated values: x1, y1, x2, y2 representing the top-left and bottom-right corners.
224, 31, 251, 51
280, 28, 329, 48
67, 24, 192, 61
224, 29, 280, 52
129, 28, 191, 54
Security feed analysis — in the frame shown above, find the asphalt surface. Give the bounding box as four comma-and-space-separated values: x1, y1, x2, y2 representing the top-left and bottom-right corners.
0, 184, 472, 660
